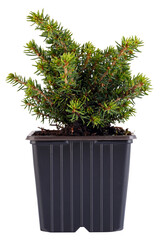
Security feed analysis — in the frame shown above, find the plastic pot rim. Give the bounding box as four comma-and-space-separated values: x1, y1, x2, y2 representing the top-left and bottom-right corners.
26, 131, 136, 141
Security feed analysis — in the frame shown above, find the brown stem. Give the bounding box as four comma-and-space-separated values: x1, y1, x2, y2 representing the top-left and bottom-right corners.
31, 47, 48, 63
14, 76, 53, 105
82, 52, 91, 70
60, 40, 67, 51
99, 46, 128, 82
14, 77, 27, 86
31, 95, 41, 104
30, 85, 53, 105
25, 102, 50, 119
114, 82, 144, 103
63, 61, 69, 84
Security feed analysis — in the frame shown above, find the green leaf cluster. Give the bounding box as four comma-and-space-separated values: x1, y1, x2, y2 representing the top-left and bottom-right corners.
6, 10, 152, 131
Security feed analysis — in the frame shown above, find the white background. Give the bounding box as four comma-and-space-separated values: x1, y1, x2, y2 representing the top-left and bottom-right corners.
0, 0, 160, 239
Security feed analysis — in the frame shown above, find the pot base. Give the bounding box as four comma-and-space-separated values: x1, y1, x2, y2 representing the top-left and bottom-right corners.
30, 139, 133, 232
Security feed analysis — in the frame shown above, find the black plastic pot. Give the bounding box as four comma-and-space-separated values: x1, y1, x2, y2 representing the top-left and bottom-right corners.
27, 132, 136, 232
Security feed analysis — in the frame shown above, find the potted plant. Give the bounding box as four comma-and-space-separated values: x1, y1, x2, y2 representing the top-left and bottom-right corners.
6, 10, 151, 232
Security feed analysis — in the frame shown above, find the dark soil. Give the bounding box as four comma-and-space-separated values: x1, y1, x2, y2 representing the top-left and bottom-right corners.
33, 125, 132, 136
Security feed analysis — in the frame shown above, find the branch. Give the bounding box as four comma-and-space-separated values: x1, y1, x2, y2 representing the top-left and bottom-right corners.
6, 73, 53, 105
27, 10, 69, 53
27, 80, 53, 105
63, 62, 69, 84
82, 52, 91, 70
35, 110, 51, 119
6, 73, 27, 90
99, 46, 128, 82
25, 40, 48, 63
25, 101, 51, 120
114, 82, 144, 103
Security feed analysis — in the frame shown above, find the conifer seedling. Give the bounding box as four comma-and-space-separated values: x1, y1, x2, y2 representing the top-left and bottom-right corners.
6, 10, 151, 136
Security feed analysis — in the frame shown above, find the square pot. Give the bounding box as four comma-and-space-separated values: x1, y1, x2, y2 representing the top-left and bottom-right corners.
27, 132, 136, 232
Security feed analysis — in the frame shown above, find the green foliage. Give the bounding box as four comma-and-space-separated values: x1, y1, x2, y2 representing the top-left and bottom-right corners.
6, 10, 152, 131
